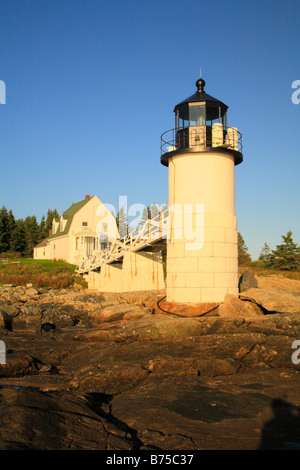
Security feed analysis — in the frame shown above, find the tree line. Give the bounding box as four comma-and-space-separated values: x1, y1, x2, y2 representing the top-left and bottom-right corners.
0, 203, 166, 258
238, 231, 300, 271
0, 206, 58, 258
0, 204, 299, 270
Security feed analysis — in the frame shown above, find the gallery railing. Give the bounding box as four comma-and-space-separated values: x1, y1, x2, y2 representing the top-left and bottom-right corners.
161, 126, 242, 156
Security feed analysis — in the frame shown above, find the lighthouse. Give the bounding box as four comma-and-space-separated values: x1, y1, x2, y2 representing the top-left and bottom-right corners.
161, 76, 243, 304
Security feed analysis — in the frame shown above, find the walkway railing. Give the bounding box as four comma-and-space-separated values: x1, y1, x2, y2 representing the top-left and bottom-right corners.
77, 209, 169, 274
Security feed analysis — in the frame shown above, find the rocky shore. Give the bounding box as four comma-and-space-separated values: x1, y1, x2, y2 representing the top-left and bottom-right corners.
0, 273, 300, 450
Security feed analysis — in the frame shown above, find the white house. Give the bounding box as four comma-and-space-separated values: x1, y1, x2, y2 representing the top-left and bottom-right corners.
34, 195, 118, 265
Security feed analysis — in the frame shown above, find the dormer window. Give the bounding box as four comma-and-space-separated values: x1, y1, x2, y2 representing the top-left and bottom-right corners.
60, 216, 65, 232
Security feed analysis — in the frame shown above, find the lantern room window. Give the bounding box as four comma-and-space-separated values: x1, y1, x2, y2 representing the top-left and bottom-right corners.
189, 104, 205, 126
176, 104, 206, 129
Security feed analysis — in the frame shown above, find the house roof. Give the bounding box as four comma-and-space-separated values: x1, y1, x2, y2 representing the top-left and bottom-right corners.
49, 196, 93, 239
34, 238, 49, 248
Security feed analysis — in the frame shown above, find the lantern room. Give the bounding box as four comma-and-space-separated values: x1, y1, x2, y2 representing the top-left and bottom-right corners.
175, 78, 228, 130
161, 77, 243, 166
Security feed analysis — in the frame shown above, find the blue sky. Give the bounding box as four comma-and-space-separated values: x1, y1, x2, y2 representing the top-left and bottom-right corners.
0, 0, 299, 259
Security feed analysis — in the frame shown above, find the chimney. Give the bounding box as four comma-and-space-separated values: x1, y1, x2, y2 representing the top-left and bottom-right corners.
85, 195, 90, 200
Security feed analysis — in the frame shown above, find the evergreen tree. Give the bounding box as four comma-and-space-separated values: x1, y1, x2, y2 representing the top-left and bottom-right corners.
45, 209, 59, 235
116, 207, 128, 239
141, 206, 151, 226
267, 231, 300, 270
258, 242, 271, 266
139, 207, 151, 239
140, 206, 149, 226
238, 232, 252, 266
259, 242, 271, 258
39, 215, 48, 241
7, 209, 16, 252
11, 219, 26, 255
0, 206, 62, 257
23, 215, 40, 257
160, 203, 168, 214
151, 203, 159, 220
0, 206, 9, 253
151, 203, 159, 219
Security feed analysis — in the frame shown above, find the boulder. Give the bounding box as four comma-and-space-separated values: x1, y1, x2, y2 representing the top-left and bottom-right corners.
100, 304, 148, 323
218, 294, 263, 318
0, 302, 19, 330
240, 288, 300, 314
238, 271, 258, 292
15, 287, 26, 296
0, 303, 18, 317
25, 288, 39, 297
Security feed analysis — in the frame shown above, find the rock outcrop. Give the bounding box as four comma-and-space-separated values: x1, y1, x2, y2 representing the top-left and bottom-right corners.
240, 287, 300, 314
0, 278, 300, 450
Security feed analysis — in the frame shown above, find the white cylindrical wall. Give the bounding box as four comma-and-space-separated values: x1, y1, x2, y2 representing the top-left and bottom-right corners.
166, 150, 238, 304
169, 152, 235, 214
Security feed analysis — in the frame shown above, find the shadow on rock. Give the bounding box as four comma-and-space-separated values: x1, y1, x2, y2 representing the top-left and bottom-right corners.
85, 392, 161, 450
259, 398, 300, 450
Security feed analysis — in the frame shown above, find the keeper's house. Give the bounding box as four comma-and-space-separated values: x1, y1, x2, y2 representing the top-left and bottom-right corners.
33, 195, 117, 265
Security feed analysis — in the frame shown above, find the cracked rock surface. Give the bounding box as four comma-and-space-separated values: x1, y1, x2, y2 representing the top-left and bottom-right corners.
0, 277, 300, 450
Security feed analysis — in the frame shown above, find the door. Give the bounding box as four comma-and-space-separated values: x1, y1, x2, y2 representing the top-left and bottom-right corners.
86, 238, 93, 257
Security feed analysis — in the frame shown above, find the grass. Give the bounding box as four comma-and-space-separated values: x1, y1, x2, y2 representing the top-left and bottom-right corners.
0, 258, 88, 289
239, 264, 300, 281
0, 257, 298, 290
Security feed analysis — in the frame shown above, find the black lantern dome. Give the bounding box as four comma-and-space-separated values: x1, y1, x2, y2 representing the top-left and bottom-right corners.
174, 77, 228, 124
161, 76, 243, 166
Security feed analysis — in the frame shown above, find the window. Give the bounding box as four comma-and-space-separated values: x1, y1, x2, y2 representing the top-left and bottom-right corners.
82, 222, 88, 226
189, 105, 205, 126
99, 234, 108, 250
101, 241, 108, 250
177, 106, 189, 129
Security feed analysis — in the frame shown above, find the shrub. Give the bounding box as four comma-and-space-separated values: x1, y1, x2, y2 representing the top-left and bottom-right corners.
0, 252, 21, 259
0, 258, 87, 289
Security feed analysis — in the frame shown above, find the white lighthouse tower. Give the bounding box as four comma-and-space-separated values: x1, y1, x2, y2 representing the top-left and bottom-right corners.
161, 76, 243, 304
